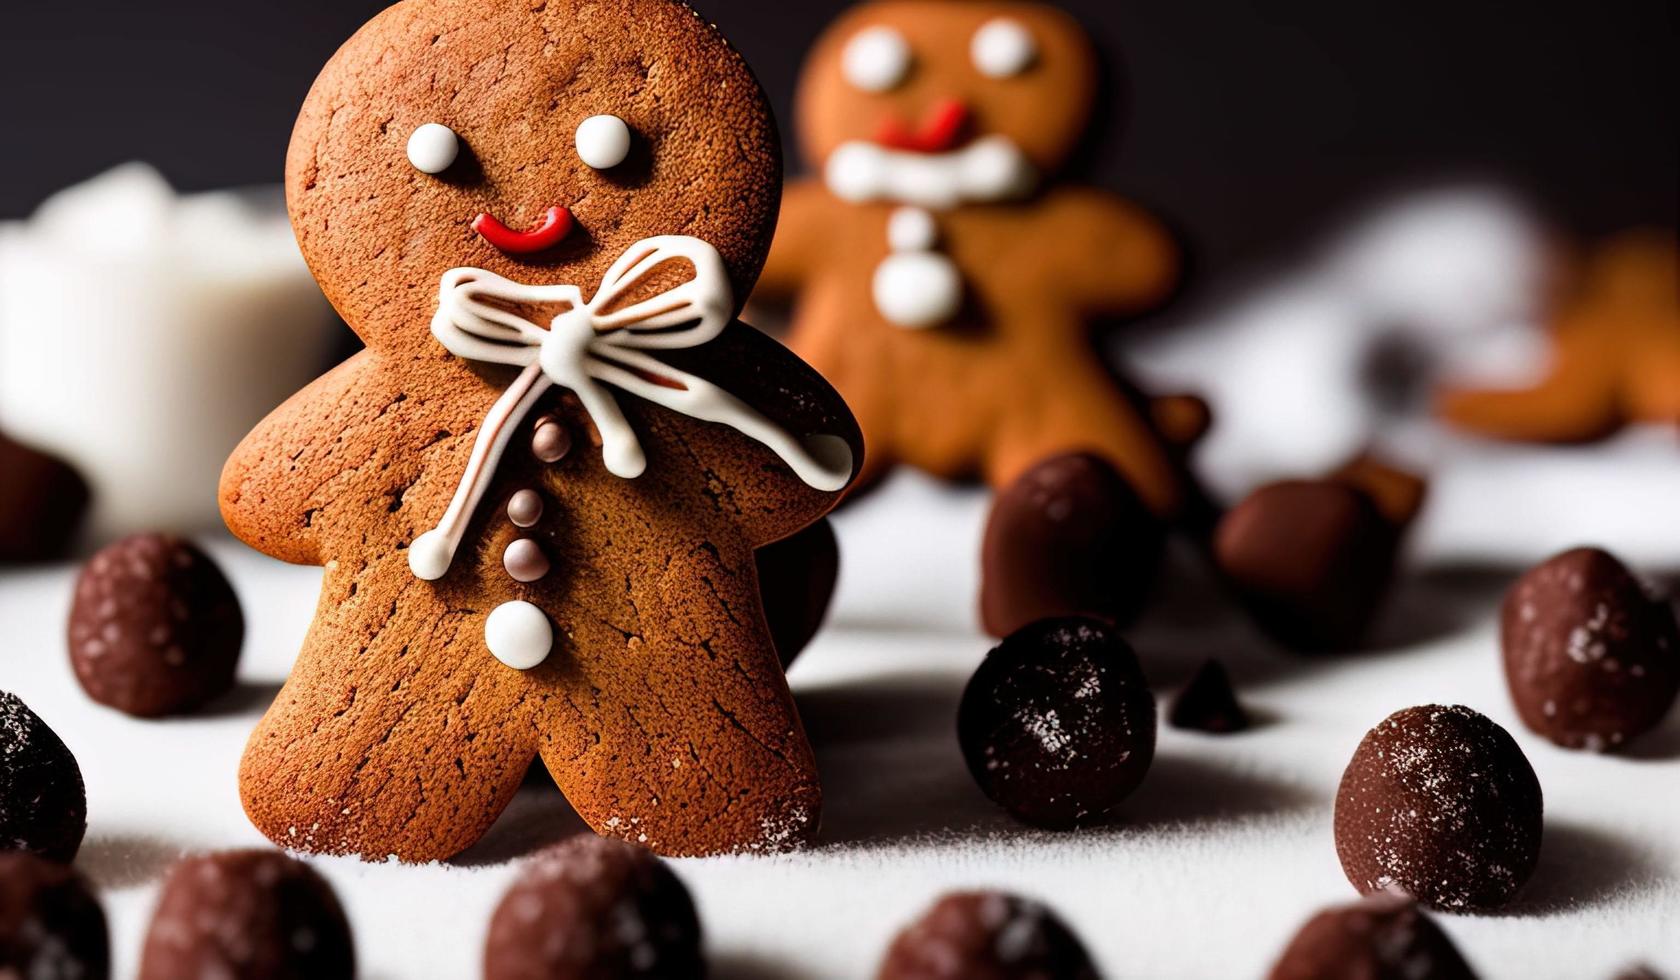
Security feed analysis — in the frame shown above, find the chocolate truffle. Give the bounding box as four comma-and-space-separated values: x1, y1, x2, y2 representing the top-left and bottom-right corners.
1266, 895, 1478, 980
484, 834, 703, 980
68, 534, 244, 717
138, 849, 354, 980
1168, 659, 1250, 734
0, 431, 89, 563
1215, 479, 1400, 651
0, 852, 110, 979
1502, 547, 1680, 751
0, 691, 87, 863
755, 517, 840, 669
877, 890, 1098, 980
958, 617, 1156, 828
1334, 705, 1542, 911
980, 453, 1164, 638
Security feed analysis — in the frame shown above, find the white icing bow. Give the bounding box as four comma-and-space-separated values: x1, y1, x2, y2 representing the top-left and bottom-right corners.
408, 235, 852, 581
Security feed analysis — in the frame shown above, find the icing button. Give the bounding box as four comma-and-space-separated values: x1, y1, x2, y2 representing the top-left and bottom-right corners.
873, 251, 964, 328
507, 489, 543, 528
887, 207, 938, 252
532, 418, 572, 463
503, 538, 551, 583
485, 600, 551, 669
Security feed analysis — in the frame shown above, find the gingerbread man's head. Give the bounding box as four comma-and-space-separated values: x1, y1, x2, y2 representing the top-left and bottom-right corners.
288, 0, 780, 352
795, 0, 1099, 209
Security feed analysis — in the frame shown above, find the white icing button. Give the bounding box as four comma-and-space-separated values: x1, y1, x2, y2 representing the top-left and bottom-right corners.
406, 123, 460, 175
503, 538, 551, 583
971, 19, 1037, 78
887, 207, 938, 252
507, 489, 543, 528
485, 600, 551, 670
842, 25, 912, 93
574, 115, 632, 170
872, 251, 963, 328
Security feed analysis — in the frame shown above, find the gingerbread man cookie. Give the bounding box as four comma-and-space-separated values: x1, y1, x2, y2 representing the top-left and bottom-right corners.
1437, 231, 1680, 441
221, 0, 860, 860
755, 0, 1189, 514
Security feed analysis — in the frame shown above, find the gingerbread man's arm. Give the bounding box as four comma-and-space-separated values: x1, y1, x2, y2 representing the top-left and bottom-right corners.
1041, 186, 1180, 318
1435, 324, 1624, 443
752, 180, 834, 301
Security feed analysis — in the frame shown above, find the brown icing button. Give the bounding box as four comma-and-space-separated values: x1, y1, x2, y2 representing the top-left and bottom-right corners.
67, 534, 244, 717
531, 417, 572, 463
503, 539, 551, 583
1334, 705, 1542, 912
755, 518, 839, 669
980, 452, 1164, 638
0, 691, 88, 863
0, 852, 110, 979
1215, 479, 1401, 652
0, 430, 89, 562
484, 835, 702, 980
1167, 659, 1250, 734
138, 849, 355, 980
1501, 546, 1680, 752
506, 489, 544, 528
876, 890, 1099, 980
1266, 895, 1478, 980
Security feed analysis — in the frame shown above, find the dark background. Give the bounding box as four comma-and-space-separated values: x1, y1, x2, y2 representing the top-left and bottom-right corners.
4, 0, 1674, 279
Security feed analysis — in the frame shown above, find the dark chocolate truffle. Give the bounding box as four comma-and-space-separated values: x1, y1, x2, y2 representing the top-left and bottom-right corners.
1266, 895, 1478, 980
0, 691, 87, 863
1214, 480, 1400, 651
68, 534, 244, 717
980, 453, 1164, 638
0, 431, 89, 563
0, 851, 110, 979
756, 517, 840, 669
138, 849, 354, 980
1167, 659, 1250, 734
1334, 705, 1543, 911
1502, 547, 1680, 751
876, 890, 1098, 980
484, 834, 703, 980
958, 617, 1156, 828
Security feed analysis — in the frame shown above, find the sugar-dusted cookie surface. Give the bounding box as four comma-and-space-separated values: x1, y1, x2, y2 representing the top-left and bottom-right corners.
756, 0, 1187, 514
221, 0, 861, 861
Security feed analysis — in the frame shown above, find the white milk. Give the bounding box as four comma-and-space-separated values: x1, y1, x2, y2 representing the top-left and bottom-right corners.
0, 164, 341, 542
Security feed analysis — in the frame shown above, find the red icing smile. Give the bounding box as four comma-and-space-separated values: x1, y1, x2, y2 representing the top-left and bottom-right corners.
874, 99, 972, 154
472, 206, 575, 254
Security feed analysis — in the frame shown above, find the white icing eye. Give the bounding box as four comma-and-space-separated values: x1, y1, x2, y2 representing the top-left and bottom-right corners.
843, 26, 912, 92
406, 123, 460, 174
575, 114, 632, 170
971, 19, 1037, 78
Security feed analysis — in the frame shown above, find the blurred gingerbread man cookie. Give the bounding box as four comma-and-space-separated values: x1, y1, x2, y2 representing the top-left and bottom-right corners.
1437, 231, 1680, 441
221, 0, 861, 860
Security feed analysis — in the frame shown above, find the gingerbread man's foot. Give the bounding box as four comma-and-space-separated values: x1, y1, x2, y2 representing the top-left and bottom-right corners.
980, 453, 1165, 638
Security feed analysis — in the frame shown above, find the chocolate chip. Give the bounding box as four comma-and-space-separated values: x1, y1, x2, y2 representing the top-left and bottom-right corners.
1215, 479, 1400, 651
755, 518, 839, 669
0, 852, 109, 978
876, 890, 1098, 980
958, 617, 1156, 828
1502, 547, 1680, 751
1167, 659, 1250, 733
0, 431, 88, 562
1266, 895, 1478, 980
981, 453, 1164, 638
0, 691, 87, 863
68, 534, 243, 717
138, 849, 354, 980
484, 835, 703, 980
1334, 705, 1542, 911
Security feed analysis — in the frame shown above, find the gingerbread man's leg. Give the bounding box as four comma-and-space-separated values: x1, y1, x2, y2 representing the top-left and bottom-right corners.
239, 562, 542, 862
535, 540, 821, 856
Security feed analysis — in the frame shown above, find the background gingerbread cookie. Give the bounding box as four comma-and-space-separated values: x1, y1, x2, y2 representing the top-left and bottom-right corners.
220, 0, 861, 861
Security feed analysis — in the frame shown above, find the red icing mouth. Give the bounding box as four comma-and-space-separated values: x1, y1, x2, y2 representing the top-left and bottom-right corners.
874, 99, 973, 154
472, 206, 574, 254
